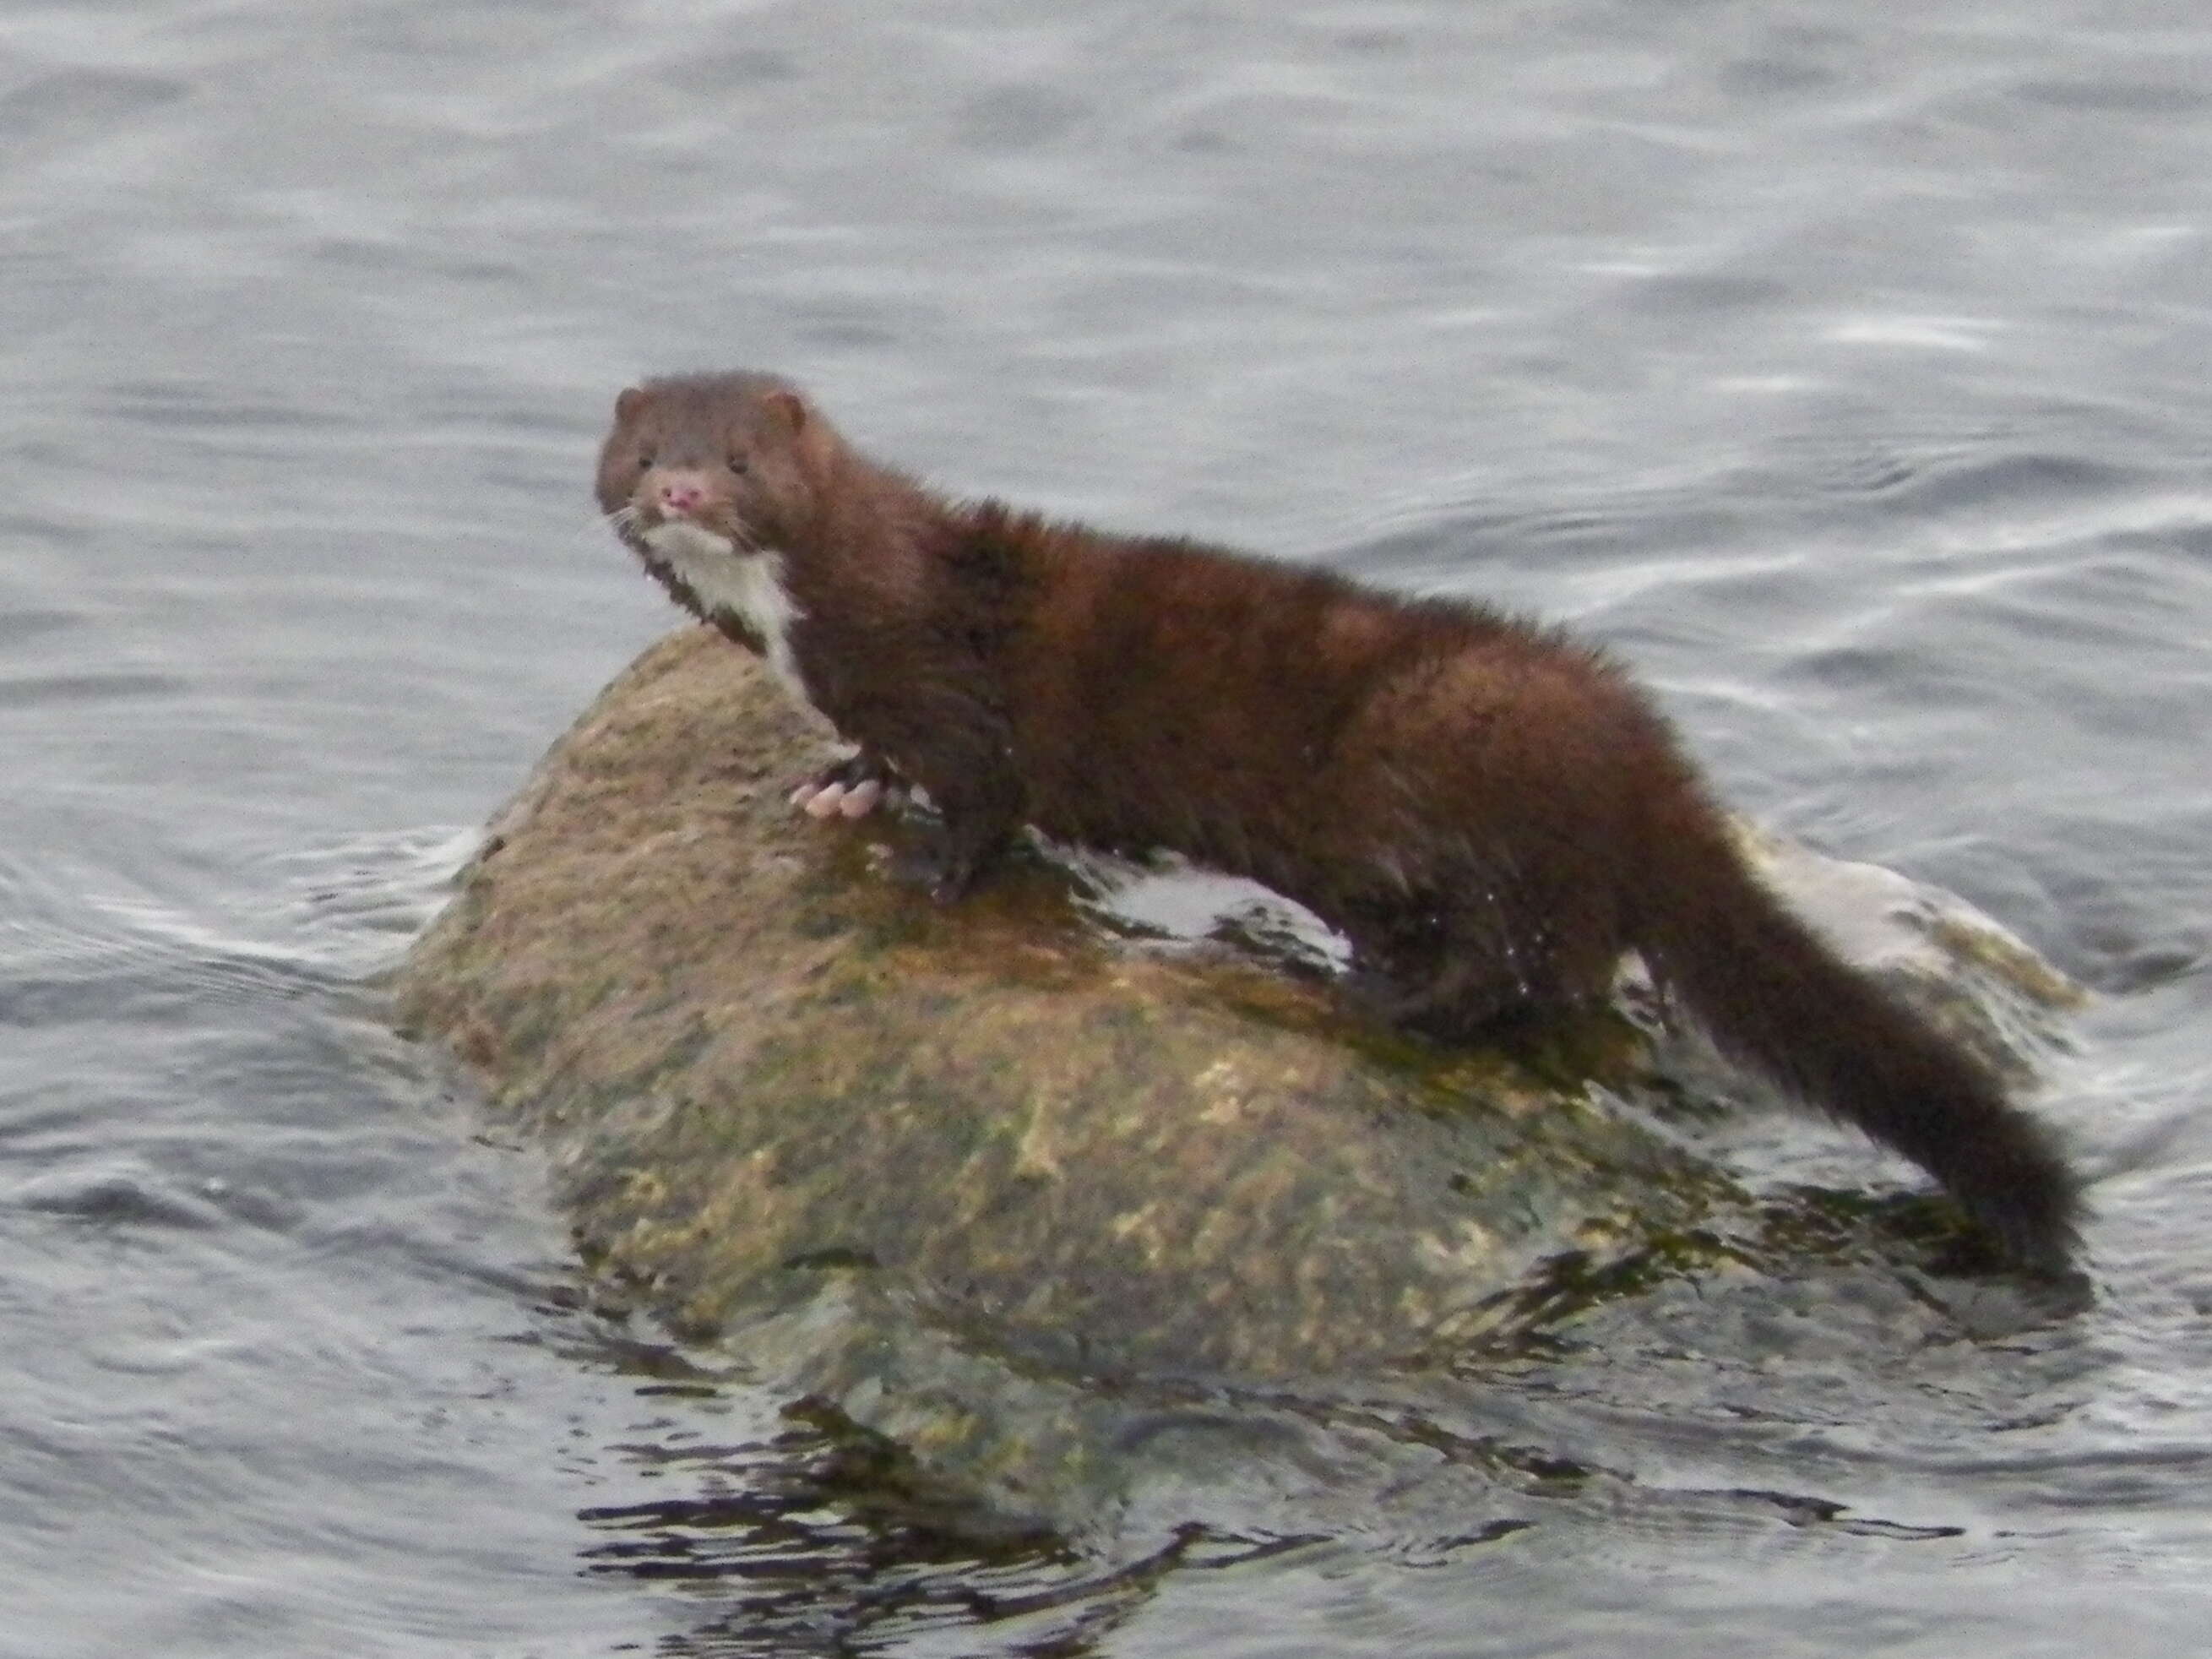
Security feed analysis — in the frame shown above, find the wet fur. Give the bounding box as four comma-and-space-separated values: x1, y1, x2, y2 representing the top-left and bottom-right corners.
596, 371, 2084, 1274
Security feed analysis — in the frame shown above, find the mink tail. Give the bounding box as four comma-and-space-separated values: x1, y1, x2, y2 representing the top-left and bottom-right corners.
1634, 811, 2084, 1275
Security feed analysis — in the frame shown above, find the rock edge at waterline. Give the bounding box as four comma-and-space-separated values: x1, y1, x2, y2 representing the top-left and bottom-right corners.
389, 627, 2082, 1509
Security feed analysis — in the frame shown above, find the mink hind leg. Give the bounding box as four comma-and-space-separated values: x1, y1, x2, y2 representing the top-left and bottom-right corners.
1336, 892, 1614, 1043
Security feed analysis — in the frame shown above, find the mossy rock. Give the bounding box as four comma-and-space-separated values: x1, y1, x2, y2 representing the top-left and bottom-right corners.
391, 626, 2080, 1521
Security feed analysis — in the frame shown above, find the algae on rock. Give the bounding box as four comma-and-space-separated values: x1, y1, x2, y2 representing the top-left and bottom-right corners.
392, 626, 2081, 1519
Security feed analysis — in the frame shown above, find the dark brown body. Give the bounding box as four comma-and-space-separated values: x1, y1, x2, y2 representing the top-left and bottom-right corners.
597, 371, 2084, 1274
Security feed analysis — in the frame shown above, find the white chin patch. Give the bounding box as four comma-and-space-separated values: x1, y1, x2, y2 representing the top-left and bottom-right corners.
641, 519, 742, 565
640, 521, 809, 701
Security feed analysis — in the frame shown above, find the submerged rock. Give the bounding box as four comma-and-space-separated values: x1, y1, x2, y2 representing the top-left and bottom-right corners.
390, 625, 2081, 1523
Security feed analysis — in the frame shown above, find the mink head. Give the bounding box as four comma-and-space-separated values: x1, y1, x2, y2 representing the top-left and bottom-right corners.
595, 371, 829, 554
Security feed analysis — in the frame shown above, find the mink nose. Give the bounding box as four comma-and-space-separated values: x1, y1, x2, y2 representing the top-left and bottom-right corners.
658, 480, 706, 514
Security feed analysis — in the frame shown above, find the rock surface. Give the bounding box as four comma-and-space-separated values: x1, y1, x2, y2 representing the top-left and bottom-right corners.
390, 625, 2083, 1522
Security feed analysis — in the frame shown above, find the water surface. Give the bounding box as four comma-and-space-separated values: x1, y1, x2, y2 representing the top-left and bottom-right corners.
4, 1, 2211, 1653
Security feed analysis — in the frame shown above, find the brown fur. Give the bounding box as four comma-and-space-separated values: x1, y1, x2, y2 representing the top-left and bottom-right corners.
596, 371, 2084, 1274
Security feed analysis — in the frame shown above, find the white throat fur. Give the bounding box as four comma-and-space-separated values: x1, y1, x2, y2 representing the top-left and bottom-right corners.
640, 521, 807, 699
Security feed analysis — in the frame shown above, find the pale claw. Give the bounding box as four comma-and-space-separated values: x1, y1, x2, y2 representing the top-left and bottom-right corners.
802, 781, 848, 819
838, 779, 884, 819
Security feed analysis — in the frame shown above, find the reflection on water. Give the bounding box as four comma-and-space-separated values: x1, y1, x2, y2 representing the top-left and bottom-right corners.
578, 1403, 1124, 1656
4, 0, 2212, 1652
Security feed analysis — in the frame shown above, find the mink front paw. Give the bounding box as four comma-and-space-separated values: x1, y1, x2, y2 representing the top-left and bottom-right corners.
888, 840, 985, 905
789, 751, 903, 821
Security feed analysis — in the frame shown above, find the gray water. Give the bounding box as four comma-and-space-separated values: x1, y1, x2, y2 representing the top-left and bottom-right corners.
5, 1, 2212, 1653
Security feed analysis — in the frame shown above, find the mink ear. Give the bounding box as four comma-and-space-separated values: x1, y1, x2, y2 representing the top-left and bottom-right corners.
614, 385, 647, 424
763, 389, 809, 435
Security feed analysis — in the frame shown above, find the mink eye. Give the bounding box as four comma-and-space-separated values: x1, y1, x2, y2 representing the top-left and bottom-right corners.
727, 451, 750, 475
636, 449, 655, 470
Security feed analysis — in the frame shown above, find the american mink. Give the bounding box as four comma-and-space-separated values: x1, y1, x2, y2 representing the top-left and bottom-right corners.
595, 370, 2084, 1275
